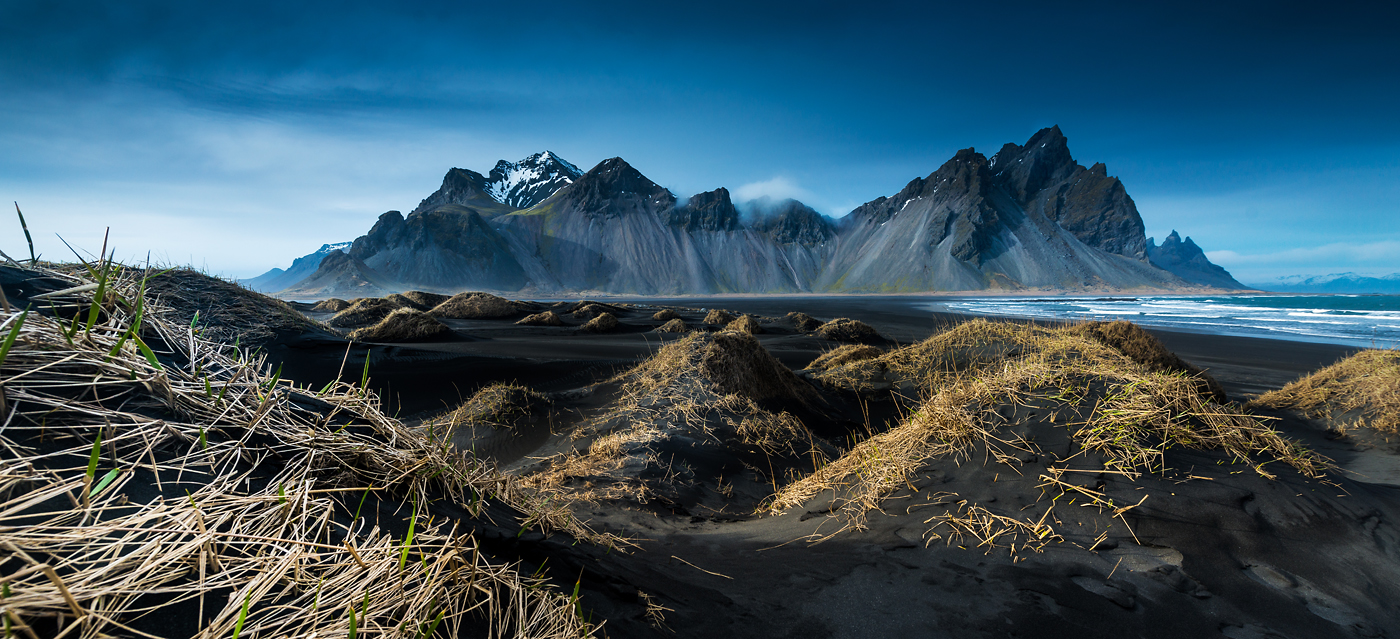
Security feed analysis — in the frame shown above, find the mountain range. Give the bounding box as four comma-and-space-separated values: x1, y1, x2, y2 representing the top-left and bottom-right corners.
253, 128, 1246, 297
1248, 272, 1400, 294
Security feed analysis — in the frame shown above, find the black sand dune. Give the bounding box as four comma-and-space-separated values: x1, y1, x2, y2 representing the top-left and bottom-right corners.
5, 265, 1394, 639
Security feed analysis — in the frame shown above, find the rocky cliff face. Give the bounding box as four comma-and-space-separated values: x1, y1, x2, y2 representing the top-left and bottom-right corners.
989, 126, 1148, 259
819, 146, 1176, 292
1147, 231, 1246, 289
278, 250, 393, 298
276, 131, 1241, 296
348, 207, 529, 292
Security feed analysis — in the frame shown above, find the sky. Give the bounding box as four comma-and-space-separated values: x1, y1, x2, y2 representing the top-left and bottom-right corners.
1, 1, 1397, 283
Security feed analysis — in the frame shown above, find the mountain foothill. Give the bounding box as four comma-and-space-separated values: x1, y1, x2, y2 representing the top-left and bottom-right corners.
249, 128, 1244, 298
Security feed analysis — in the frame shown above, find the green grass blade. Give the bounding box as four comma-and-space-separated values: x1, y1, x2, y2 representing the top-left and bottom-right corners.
91, 468, 120, 497
353, 483, 373, 520
231, 591, 251, 639
348, 606, 358, 639
86, 432, 102, 485
0, 307, 29, 368
13, 202, 34, 264
421, 610, 445, 638
198, 425, 207, 450
359, 350, 371, 393
399, 499, 418, 571
133, 334, 162, 370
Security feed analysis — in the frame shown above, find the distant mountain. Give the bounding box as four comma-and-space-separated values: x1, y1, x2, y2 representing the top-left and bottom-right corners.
271, 130, 1244, 297
484, 151, 583, 209
1146, 231, 1246, 289
819, 144, 1179, 292
279, 251, 393, 299
1252, 272, 1400, 294
242, 242, 351, 293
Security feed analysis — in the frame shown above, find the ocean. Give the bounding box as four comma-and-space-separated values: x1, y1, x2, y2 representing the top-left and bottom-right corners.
924, 295, 1400, 349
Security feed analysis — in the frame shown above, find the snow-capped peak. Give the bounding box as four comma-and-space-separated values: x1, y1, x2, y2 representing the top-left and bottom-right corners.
484, 151, 584, 209
315, 242, 352, 255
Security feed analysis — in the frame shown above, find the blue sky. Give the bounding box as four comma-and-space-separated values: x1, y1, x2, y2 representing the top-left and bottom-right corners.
1, 1, 1397, 283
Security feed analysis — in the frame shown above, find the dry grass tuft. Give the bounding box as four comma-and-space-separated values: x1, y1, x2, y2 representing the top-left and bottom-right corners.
517, 310, 566, 326
570, 304, 613, 321
813, 318, 882, 342
807, 345, 884, 372
1072, 320, 1226, 402
520, 331, 823, 506
725, 314, 762, 334
654, 318, 688, 333
1250, 349, 1400, 434
348, 307, 455, 342
703, 309, 736, 325
425, 383, 552, 434
429, 292, 526, 319
773, 319, 1328, 532
0, 261, 608, 638
787, 312, 822, 333
581, 312, 620, 333
652, 309, 681, 321
385, 290, 450, 311
311, 297, 350, 312
329, 297, 402, 328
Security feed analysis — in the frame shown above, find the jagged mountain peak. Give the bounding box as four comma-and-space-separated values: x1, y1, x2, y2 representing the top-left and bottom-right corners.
988, 126, 1075, 202
745, 198, 835, 246
559, 157, 674, 205
485, 151, 584, 208
1147, 230, 1244, 289
671, 187, 741, 232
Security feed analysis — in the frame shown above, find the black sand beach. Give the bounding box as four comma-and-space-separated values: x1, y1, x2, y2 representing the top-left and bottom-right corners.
5, 269, 1397, 639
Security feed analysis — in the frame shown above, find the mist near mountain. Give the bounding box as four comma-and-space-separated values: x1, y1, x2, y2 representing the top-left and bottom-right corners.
271, 128, 1244, 298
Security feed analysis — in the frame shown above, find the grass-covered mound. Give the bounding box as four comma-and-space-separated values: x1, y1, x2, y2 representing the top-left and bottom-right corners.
517, 310, 566, 326
813, 317, 881, 342
786, 311, 822, 332
328, 297, 401, 328
806, 344, 884, 373
1250, 349, 1400, 434
654, 318, 688, 333
703, 309, 736, 325
774, 318, 1328, 544
428, 383, 552, 432
311, 297, 350, 312
1072, 320, 1227, 402
521, 330, 827, 511
652, 308, 681, 321
385, 290, 450, 311
428, 291, 531, 319
581, 312, 619, 333
725, 314, 762, 334
570, 303, 615, 321
143, 267, 333, 346
348, 307, 455, 342
0, 261, 607, 638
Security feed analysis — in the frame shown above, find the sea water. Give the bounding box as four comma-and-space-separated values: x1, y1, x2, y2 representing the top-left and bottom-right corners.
925, 295, 1400, 349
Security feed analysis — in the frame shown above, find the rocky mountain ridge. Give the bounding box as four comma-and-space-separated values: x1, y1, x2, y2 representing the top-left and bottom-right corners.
269, 129, 1244, 297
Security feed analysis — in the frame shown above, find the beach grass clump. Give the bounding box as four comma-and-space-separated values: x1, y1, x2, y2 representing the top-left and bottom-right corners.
772, 318, 1328, 532
348, 307, 454, 342
518, 310, 566, 326
428, 291, 527, 319
787, 311, 822, 332
652, 308, 682, 321
1071, 320, 1227, 402
813, 317, 882, 342
570, 303, 616, 321
654, 318, 688, 333
142, 267, 333, 346
725, 314, 762, 334
329, 297, 402, 327
582, 312, 620, 333
426, 382, 552, 433
807, 344, 884, 372
521, 331, 823, 507
0, 260, 607, 638
703, 309, 736, 325
384, 290, 449, 311
1249, 349, 1400, 433
311, 297, 350, 312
